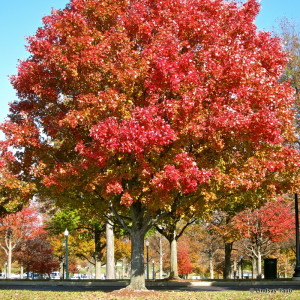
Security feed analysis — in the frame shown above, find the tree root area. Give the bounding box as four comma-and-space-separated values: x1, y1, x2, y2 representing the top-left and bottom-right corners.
107, 288, 163, 298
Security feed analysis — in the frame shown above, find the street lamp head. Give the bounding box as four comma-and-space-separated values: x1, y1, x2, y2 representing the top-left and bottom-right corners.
145, 240, 149, 247
64, 229, 69, 236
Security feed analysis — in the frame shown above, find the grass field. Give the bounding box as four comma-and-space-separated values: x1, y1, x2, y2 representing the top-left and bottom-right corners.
0, 290, 300, 300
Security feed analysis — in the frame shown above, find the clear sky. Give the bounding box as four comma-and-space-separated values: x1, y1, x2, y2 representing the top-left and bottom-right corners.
0, 0, 299, 128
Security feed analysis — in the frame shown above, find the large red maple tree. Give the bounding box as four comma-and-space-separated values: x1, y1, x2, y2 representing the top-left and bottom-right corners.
1, 0, 299, 289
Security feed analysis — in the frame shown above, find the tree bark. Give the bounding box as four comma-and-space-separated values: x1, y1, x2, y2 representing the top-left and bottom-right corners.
127, 229, 147, 290
257, 250, 262, 279
233, 260, 237, 279
95, 260, 102, 279
95, 226, 102, 279
209, 253, 214, 279
223, 242, 233, 279
252, 256, 257, 279
20, 264, 24, 279
169, 235, 179, 279
159, 235, 163, 279
7, 229, 12, 279
111, 201, 167, 290
106, 221, 115, 279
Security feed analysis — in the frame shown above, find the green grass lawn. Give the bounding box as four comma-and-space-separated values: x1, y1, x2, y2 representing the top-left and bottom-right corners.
0, 290, 300, 300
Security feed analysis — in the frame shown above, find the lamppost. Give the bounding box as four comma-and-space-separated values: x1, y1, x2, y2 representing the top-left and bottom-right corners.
64, 229, 69, 280
293, 193, 300, 279
146, 240, 149, 280
152, 260, 155, 280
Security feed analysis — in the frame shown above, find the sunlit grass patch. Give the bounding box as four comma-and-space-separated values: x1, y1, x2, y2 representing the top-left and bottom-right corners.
1, 290, 300, 300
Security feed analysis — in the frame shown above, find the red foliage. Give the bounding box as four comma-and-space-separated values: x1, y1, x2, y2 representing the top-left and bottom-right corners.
178, 247, 193, 276
233, 197, 295, 243
0, 206, 44, 243
15, 233, 59, 275
1, 0, 299, 212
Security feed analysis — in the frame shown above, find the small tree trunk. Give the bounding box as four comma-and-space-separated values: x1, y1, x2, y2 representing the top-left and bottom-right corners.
94, 227, 102, 279
159, 236, 163, 279
122, 258, 125, 279
223, 242, 233, 279
169, 236, 179, 279
233, 260, 237, 279
106, 222, 115, 279
252, 256, 257, 279
95, 259, 102, 279
257, 250, 262, 279
20, 264, 24, 279
209, 255, 214, 279
7, 231, 12, 279
59, 259, 64, 279
127, 230, 146, 290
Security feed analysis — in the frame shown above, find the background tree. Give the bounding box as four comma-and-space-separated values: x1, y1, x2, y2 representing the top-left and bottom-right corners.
0, 205, 43, 278
46, 208, 107, 279
14, 233, 59, 277
177, 242, 193, 279
1, 0, 299, 290
147, 232, 168, 279
233, 196, 294, 278
155, 210, 197, 279
186, 222, 223, 279
208, 209, 241, 279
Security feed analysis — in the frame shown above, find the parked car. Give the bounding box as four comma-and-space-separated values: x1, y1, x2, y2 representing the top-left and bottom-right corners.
70, 273, 80, 280
10, 273, 20, 279
50, 271, 60, 280
70, 273, 88, 280
23, 272, 42, 279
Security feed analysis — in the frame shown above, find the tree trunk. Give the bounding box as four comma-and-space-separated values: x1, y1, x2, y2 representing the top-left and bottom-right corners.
20, 264, 24, 279
252, 256, 257, 279
111, 201, 156, 290
7, 230, 12, 279
122, 258, 125, 279
159, 235, 163, 279
223, 242, 233, 279
209, 255, 214, 279
59, 259, 64, 279
233, 260, 237, 279
95, 260, 102, 279
169, 235, 179, 279
95, 227, 102, 279
127, 230, 147, 290
257, 250, 262, 279
106, 222, 115, 279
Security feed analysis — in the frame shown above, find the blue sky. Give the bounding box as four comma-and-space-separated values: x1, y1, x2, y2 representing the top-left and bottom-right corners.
0, 0, 299, 128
